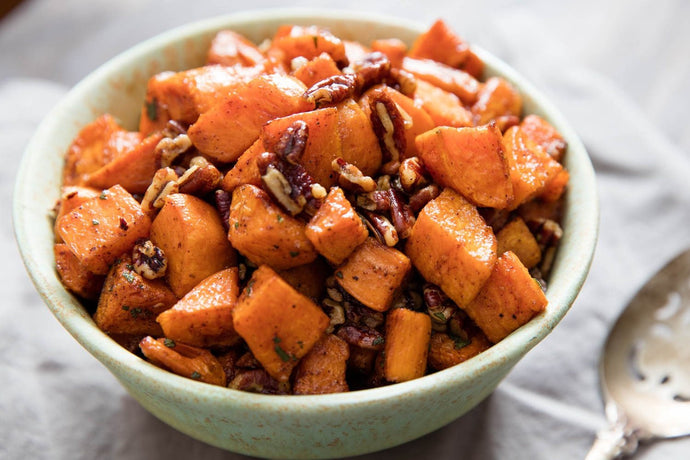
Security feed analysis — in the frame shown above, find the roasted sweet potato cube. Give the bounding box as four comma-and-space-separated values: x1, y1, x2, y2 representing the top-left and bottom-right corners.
335, 99, 382, 177
221, 138, 265, 192
383, 308, 431, 382
270, 25, 348, 67
139, 336, 226, 386
150, 193, 237, 297
462, 251, 548, 343
403, 57, 479, 105
405, 188, 497, 308
427, 330, 491, 371
187, 74, 313, 163
232, 265, 330, 382
370, 38, 407, 69
520, 114, 567, 161
496, 217, 542, 269
86, 133, 163, 194
416, 124, 513, 208
56, 185, 151, 275
54, 243, 105, 300
336, 238, 411, 312
156, 268, 241, 347
305, 187, 368, 264
471, 77, 523, 126
207, 30, 265, 67
278, 258, 330, 301
63, 115, 139, 186
413, 79, 473, 128
343, 40, 371, 64
262, 107, 342, 188
539, 168, 570, 202
94, 256, 177, 335
228, 184, 318, 270
293, 53, 341, 87
293, 334, 350, 395
54, 186, 100, 242
408, 19, 483, 78
502, 126, 564, 210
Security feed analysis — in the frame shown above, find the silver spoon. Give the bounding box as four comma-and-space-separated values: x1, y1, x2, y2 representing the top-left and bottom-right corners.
586, 248, 690, 459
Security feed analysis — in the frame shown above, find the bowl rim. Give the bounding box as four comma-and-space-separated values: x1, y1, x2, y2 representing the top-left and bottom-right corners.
14, 8, 599, 411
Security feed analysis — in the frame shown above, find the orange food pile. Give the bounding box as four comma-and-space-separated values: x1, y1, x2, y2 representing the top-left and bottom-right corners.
54, 19, 568, 394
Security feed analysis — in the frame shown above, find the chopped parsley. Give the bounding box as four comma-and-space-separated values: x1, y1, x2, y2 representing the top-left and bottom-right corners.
145, 98, 158, 121
122, 271, 136, 283
452, 335, 470, 350
121, 305, 130, 311
372, 336, 385, 346
289, 251, 300, 258
234, 221, 240, 229
273, 336, 281, 344
91, 219, 100, 226
99, 191, 108, 200
274, 344, 291, 362
190, 371, 201, 380
163, 338, 176, 348
432, 312, 447, 322
129, 307, 142, 319
335, 271, 344, 279
277, 215, 283, 223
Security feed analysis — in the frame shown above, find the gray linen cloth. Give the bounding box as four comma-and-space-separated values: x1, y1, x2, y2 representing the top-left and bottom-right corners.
2, 0, 689, 459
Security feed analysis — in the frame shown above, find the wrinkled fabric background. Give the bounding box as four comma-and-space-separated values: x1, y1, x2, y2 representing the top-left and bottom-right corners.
2, 0, 689, 459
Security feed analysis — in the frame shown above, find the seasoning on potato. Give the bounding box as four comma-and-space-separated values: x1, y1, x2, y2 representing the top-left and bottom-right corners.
53, 19, 568, 395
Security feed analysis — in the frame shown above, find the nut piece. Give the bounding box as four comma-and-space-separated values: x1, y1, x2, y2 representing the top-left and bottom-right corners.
361, 211, 399, 247
369, 91, 406, 172
304, 73, 359, 106
132, 239, 167, 280
228, 369, 290, 394
423, 283, 457, 332
156, 133, 193, 168
177, 156, 222, 196
387, 189, 416, 240
336, 324, 385, 351
141, 167, 179, 215
272, 120, 309, 164
331, 158, 377, 193
261, 163, 307, 215
387, 68, 417, 97
408, 184, 441, 212
351, 52, 391, 89
355, 190, 391, 212
398, 157, 428, 192
214, 190, 232, 232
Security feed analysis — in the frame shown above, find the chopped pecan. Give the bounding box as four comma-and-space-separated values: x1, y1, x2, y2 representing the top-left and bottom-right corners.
161, 119, 188, 138
304, 73, 359, 106
322, 299, 346, 333
408, 184, 441, 212
214, 190, 232, 232
132, 239, 167, 280
398, 157, 429, 192
423, 283, 457, 331
141, 167, 179, 214
386, 68, 417, 97
258, 152, 323, 217
369, 91, 406, 171
177, 156, 222, 196
271, 119, 309, 164
351, 52, 391, 89
355, 190, 391, 212
156, 133, 193, 168
229, 369, 290, 394
336, 324, 385, 351
331, 158, 377, 193
387, 189, 416, 239
361, 210, 398, 247
343, 300, 385, 330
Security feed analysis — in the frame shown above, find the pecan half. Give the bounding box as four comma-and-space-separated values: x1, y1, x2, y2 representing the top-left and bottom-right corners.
386, 68, 417, 97
351, 52, 391, 89
132, 239, 167, 280
331, 158, 377, 193
141, 167, 179, 214
304, 73, 359, 106
336, 324, 385, 351
229, 369, 290, 394
355, 190, 391, 212
177, 156, 222, 196
258, 152, 322, 217
408, 184, 441, 212
369, 91, 406, 171
424, 283, 457, 332
398, 157, 429, 192
156, 133, 193, 168
361, 210, 398, 247
214, 190, 232, 232
271, 119, 309, 164
387, 189, 416, 240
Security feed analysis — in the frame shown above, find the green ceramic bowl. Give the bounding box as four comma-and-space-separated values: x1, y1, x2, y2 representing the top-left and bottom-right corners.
14, 9, 598, 459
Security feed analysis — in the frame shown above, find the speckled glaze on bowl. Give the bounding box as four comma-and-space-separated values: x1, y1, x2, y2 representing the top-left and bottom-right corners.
14, 9, 598, 459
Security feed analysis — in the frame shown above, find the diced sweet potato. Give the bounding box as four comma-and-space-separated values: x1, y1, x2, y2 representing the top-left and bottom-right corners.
54, 186, 100, 242
221, 138, 265, 192
383, 308, 431, 382
413, 79, 473, 128
150, 193, 236, 297
370, 38, 407, 69
427, 330, 491, 371
539, 168, 569, 202
335, 238, 411, 312
405, 188, 497, 308
462, 251, 547, 343
187, 74, 313, 163
517, 197, 563, 225
63, 115, 138, 186
139, 336, 226, 386
471, 77, 523, 126
520, 114, 567, 161
335, 98, 382, 177
270, 25, 348, 67
156, 268, 241, 347
278, 258, 330, 301
86, 133, 163, 194
403, 57, 479, 105
232, 265, 330, 382
262, 107, 342, 188
502, 126, 564, 209
293, 53, 341, 87
54, 243, 105, 300
56, 185, 151, 274
408, 19, 483, 78
94, 256, 177, 335
496, 217, 541, 269
228, 184, 318, 270
207, 30, 265, 67
343, 40, 371, 64
416, 124, 513, 208
305, 187, 368, 264
293, 334, 350, 394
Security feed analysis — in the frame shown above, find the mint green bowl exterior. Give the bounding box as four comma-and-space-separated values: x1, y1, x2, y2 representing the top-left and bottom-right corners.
14, 9, 598, 459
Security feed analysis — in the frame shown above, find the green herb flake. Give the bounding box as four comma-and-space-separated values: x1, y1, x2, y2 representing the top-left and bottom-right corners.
121, 305, 130, 311
277, 215, 283, 223
145, 98, 158, 121
273, 336, 282, 344
164, 338, 176, 348
453, 336, 470, 350
130, 307, 142, 319
432, 312, 447, 322
372, 336, 385, 346
245, 279, 255, 296
289, 251, 300, 258
125, 264, 135, 271
122, 271, 136, 283
99, 191, 108, 200
91, 219, 100, 226
234, 221, 240, 229
335, 271, 344, 279
297, 340, 304, 349
274, 344, 291, 362
191, 371, 201, 380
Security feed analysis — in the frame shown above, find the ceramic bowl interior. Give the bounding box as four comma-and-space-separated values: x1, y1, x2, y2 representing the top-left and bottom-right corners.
14, 9, 598, 459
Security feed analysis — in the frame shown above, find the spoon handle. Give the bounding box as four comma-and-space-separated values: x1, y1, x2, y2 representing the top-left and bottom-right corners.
585, 420, 640, 460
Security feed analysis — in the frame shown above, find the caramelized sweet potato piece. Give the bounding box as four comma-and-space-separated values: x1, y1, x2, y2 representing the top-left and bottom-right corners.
496, 217, 541, 269
416, 124, 513, 208
232, 265, 330, 382
221, 138, 265, 192
336, 238, 412, 312
207, 30, 265, 67
156, 268, 241, 347
462, 251, 547, 343
228, 184, 318, 270
343, 40, 371, 64
278, 258, 330, 301
383, 308, 431, 382
94, 256, 177, 335
293, 53, 341, 87
293, 334, 350, 394
520, 114, 567, 161
262, 107, 342, 188
403, 57, 479, 105
413, 79, 473, 128
270, 25, 348, 67
408, 19, 484, 78
370, 38, 407, 69
471, 77, 523, 126
150, 193, 236, 297
427, 330, 491, 371
86, 133, 164, 194
405, 188, 497, 308
539, 168, 569, 202
56, 185, 151, 274
187, 74, 313, 162
54, 243, 105, 300
53, 186, 100, 242
335, 98, 383, 176
139, 336, 226, 386
305, 187, 369, 264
